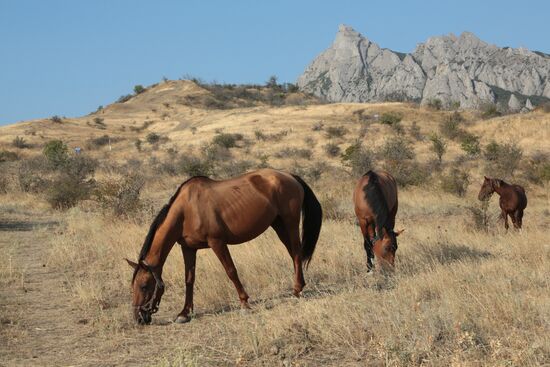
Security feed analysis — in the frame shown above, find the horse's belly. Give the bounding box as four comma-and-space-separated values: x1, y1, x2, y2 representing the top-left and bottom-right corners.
223, 205, 278, 244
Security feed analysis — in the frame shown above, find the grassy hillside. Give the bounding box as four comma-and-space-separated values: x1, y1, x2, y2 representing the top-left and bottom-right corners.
0, 80, 549, 366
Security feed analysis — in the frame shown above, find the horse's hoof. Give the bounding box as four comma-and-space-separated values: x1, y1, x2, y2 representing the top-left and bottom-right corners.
293, 290, 302, 298
174, 315, 191, 324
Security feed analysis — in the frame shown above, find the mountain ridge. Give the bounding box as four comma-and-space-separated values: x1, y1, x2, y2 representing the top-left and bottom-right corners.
297, 25, 550, 109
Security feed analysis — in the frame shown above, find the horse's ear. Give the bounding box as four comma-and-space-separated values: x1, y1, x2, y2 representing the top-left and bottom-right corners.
125, 258, 139, 270
484, 176, 488, 180
395, 229, 405, 237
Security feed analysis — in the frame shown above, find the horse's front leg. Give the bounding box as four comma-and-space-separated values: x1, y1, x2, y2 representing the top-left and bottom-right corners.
175, 246, 197, 323
209, 240, 250, 309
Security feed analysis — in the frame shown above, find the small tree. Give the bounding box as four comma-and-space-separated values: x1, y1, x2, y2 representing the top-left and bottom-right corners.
146, 133, 160, 145
429, 133, 447, 163
43, 140, 68, 168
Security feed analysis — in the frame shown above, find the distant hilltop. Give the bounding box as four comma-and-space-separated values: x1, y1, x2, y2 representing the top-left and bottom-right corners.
297, 25, 550, 110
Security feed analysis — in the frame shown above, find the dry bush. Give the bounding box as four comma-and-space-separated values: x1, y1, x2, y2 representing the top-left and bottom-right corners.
429, 133, 447, 163
439, 112, 464, 139
524, 152, 550, 186
18, 156, 49, 193
409, 121, 423, 141
480, 103, 501, 119
440, 168, 470, 197
426, 98, 443, 110
460, 132, 481, 157
275, 147, 312, 160
0, 150, 19, 162
12, 136, 29, 149
96, 173, 146, 218
323, 142, 340, 157
212, 132, 244, 148
46, 156, 97, 209
483, 141, 523, 178
324, 126, 348, 139
341, 142, 373, 176
379, 112, 402, 125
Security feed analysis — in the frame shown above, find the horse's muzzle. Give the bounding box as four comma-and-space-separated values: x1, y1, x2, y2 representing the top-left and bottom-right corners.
135, 308, 152, 325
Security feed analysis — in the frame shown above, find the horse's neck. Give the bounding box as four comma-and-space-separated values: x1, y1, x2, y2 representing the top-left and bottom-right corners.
494, 181, 510, 196
143, 217, 180, 270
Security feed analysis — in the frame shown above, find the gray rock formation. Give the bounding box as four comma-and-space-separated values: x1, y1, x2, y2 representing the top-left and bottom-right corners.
508, 94, 522, 112
298, 25, 550, 109
525, 98, 534, 110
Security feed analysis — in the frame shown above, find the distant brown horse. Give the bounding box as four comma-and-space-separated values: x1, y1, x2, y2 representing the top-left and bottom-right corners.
353, 170, 403, 271
478, 176, 527, 230
126, 169, 322, 324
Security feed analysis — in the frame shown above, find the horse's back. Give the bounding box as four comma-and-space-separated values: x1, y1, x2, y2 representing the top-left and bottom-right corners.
179, 169, 301, 244
354, 170, 398, 217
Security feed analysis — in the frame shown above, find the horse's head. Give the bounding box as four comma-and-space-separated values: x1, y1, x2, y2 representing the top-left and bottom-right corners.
478, 176, 498, 201
126, 259, 165, 325
373, 228, 404, 268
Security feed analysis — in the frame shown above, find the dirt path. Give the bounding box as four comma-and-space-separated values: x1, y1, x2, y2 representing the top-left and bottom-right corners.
0, 210, 89, 366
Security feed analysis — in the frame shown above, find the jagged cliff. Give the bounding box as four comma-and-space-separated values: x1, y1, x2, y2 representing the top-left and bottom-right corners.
297, 25, 550, 109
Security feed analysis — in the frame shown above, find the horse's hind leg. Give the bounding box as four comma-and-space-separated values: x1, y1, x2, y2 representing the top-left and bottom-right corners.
514, 210, 524, 229
501, 210, 510, 230
209, 239, 250, 309
175, 246, 197, 323
272, 216, 305, 297
359, 219, 374, 271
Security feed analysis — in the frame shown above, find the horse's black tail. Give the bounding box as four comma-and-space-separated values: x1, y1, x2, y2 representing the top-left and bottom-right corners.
292, 175, 323, 268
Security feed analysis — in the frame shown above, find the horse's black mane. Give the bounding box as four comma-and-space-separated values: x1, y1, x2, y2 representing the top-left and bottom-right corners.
363, 170, 390, 237
132, 176, 207, 281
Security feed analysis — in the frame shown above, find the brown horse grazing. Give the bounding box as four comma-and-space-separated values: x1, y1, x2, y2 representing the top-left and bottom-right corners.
353, 170, 403, 271
478, 176, 527, 230
125, 169, 322, 324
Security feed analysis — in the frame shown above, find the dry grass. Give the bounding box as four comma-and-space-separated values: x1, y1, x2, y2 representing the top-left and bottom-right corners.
40, 178, 550, 366
0, 83, 549, 366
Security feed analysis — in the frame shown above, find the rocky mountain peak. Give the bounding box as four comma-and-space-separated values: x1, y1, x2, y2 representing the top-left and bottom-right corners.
298, 26, 550, 109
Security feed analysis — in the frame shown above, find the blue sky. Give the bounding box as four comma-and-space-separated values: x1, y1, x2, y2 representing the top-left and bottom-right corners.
1, 0, 548, 125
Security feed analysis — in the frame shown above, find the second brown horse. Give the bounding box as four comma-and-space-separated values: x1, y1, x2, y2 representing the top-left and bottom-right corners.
353, 170, 403, 271
478, 176, 527, 230
126, 169, 322, 324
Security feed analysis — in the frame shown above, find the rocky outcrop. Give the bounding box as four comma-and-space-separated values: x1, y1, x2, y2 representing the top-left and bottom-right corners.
298, 25, 550, 109
508, 94, 522, 112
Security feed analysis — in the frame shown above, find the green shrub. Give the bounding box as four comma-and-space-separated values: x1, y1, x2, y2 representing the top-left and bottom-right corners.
134, 85, 145, 95
341, 142, 373, 176
212, 133, 244, 148
460, 133, 481, 157
50, 115, 63, 123
117, 94, 133, 103
146, 133, 161, 145
386, 160, 430, 187
429, 133, 447, 163
178, 155, 213, 177
427, 98, 443, 110
323, 143, 341, 157
441, 168, 470, 197
379, 112, 402, 125
379, 139, 415, 163
325, 126, 348, 139
219, 159, 254, 178
43, 140, 68, 168
134, 139, 142, 152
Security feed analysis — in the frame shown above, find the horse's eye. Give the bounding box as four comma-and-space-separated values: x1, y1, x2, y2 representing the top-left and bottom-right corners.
140, 285, 148, 291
